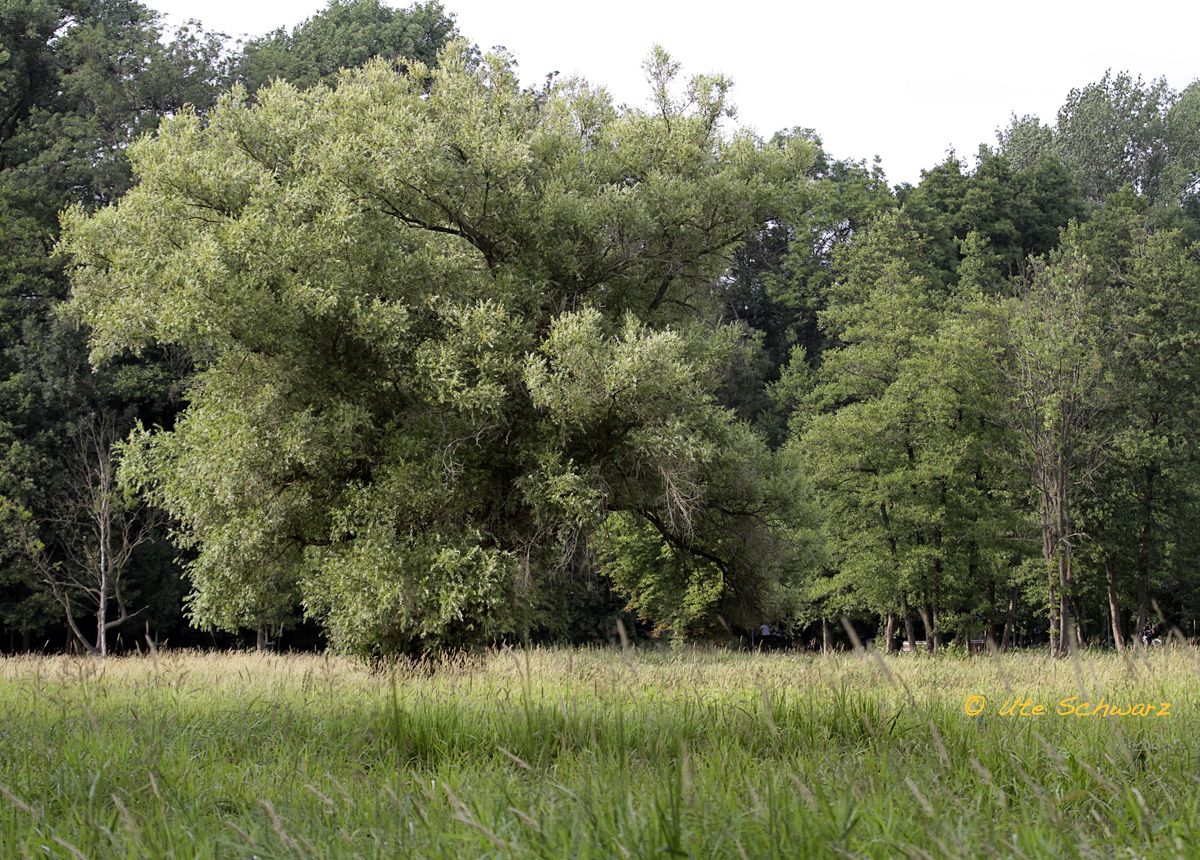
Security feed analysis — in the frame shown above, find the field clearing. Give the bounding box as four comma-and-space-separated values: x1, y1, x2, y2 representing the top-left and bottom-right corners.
0, 647, 1198, 858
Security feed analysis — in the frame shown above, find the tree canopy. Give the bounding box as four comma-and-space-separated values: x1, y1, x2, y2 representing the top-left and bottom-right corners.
61, 43, 818, 654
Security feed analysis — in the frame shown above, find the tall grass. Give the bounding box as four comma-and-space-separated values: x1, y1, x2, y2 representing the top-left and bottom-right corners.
0, 646, 1197, 858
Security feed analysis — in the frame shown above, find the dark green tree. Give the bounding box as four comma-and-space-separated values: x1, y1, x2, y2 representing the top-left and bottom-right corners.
233, 0, 458, 93
0, 0, 226, 650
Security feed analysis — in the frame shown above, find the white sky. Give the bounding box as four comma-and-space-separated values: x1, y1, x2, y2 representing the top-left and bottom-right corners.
151, 0, 1200, 186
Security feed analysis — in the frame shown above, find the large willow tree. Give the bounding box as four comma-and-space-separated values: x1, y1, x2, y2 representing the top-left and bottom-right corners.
60, 44, 818, 654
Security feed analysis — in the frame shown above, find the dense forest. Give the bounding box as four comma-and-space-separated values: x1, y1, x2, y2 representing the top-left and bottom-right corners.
2, 0, 1199, 657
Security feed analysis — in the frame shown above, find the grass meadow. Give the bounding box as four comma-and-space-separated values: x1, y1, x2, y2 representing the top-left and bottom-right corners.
0, 646, 1198, 858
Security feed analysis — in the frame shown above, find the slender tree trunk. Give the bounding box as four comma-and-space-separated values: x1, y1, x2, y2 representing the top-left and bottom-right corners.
984, 571, 996, 647
97, 483, 110, 659
879, 503, 909, 653
1106, 557, 1124, 652
1056, 460, 1072, 657
1048, 579, 1060, 657
1134, 463, 1156, 643
1002, 586, 1018, 650
884, 612, 897, 653
96, 584, 107, 657
931, 482, 945, 652
931, 590, 941, 652
821, 617, 832, 654
1040, 474, 1060, 657
1135, 577, 1149, 646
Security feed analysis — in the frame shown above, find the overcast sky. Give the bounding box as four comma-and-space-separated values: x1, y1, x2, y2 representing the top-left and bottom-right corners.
150, 0, 1200, 186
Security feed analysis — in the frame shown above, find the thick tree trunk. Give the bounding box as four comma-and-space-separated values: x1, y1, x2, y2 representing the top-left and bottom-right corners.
1135, 577, 1149, 646
1058, 554, 1072, 656
919, 604, 937, 653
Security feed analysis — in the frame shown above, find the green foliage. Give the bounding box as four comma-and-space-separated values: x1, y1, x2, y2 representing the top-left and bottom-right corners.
305, 531, 514, 655
234, 0, 458, 93
784, 210, 1032, 644
1067, 197, 1200, 637
61, 44, 816, 654
596, 511, 724, 637
900, 150, 1083, 281
1056, 71, 1175, 205
1002, 72, 1200, 230
787, 213, 946, 621
720, 130, 897, 440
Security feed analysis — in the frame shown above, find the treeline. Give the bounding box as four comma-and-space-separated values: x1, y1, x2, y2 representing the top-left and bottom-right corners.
2, 1, 1199, 656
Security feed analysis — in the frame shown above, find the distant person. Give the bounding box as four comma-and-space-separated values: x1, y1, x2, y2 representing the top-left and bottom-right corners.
759, 623, 771, 637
